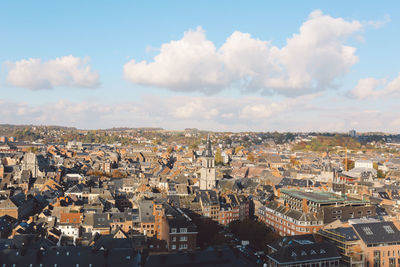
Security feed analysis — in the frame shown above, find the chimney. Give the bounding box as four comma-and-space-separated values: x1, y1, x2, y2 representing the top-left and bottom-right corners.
302, 198, 309, 213
388, 190, 393, 199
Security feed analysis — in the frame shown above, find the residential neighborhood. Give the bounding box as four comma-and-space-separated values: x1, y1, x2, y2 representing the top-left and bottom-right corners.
1, 126, 400, 266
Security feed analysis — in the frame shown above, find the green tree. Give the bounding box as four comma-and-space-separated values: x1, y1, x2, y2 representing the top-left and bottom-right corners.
229, 219, 279, 251
188, 212, 226, 248
215, 148, 223, 165
235, 146, 245, 154
373, 162, 378, 170
247, 153, 255, 162
343, 159, 355, 170
377, 170, 386, 178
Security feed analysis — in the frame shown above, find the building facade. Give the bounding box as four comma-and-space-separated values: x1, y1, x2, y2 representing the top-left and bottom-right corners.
199, 137, 216, 190
259, 201, 324, 236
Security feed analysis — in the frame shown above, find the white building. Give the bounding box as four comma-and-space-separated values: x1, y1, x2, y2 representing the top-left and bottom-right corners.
199, 137, 216, 190
355, 160, 373, 169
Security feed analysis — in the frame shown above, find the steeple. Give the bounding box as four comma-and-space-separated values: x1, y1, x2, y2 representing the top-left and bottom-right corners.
204, 134, 213, 157
200, 134, 216, 190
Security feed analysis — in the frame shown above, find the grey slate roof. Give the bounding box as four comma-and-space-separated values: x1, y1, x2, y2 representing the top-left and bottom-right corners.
352, 221, 400, 245
268, 240, 340, 265
145, 247, 250, 267
139, 200, 155, 223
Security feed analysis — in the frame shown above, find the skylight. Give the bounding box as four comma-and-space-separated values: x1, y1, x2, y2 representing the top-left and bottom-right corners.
383, 225, 395, 234
362, 227, 373, 235
294, 239, 314, 245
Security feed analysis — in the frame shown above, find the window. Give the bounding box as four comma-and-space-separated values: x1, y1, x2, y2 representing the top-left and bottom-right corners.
180, 228, 187, 233
171, 228, 177, 233
171, 245, 176, 250
384, 225, 395, 234
172, 237, 176, 242
374, 250, 380, 267
180, 236, 187, 241
362, 227, 373, 235
179, 244, 188, 250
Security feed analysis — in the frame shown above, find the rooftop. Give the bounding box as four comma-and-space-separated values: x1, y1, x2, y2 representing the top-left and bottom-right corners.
352, 221, 400, 245
281, 189, 367, 204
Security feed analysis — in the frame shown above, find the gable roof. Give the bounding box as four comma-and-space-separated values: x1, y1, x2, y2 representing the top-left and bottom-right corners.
268, 241, 340, 264
352, 221, 400, 245
60, 213, 82, 224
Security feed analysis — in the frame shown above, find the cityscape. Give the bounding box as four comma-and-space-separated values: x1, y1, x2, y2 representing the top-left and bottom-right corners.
1, 1, 400, 267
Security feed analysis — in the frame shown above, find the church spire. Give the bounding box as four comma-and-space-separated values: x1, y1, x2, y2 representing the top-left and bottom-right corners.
205, 134, 213, 157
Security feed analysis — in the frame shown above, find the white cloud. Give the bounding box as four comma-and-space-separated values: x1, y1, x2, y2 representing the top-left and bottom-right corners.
1, 93, 400, 132
351, 73, 400, 99
124, 27, 227, 94
239, 103, 287, 119
0, 95, 314, 131
124, 10, 362, 96
6, 55, 100, 90
173, 99, 219, 119
366, 14, 391, 29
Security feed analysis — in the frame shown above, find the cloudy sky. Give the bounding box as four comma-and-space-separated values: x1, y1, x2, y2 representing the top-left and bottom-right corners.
1, 1, 400, 132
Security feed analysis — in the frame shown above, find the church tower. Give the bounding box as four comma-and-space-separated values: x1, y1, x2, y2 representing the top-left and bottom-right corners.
200, 136, 216, 190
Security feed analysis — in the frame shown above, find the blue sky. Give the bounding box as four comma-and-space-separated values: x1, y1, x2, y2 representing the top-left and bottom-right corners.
1, 1, 400, 132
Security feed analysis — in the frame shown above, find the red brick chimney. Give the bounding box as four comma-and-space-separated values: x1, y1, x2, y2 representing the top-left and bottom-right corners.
302, 198, 309, 213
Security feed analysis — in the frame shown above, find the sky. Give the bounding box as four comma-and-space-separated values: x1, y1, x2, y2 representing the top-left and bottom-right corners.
1, 1, 400, 132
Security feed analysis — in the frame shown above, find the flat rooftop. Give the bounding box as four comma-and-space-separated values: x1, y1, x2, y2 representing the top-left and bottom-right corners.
280, 189, 367, 204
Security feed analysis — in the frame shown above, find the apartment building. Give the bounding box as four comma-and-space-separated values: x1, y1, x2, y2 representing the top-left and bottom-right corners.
280, 189, 375, 223
259, 201, 324, 236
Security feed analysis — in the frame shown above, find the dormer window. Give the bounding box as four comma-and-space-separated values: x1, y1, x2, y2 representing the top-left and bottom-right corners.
171, 228, 177, 233
180, 228, 187, 233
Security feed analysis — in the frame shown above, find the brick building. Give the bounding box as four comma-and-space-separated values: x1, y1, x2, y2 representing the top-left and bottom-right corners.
280, 188, 375, 223
259, 201, 324, 236
198, 190, 220, 220
352, 221, 400, 267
